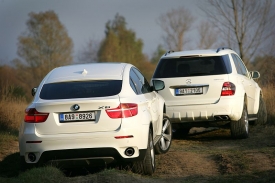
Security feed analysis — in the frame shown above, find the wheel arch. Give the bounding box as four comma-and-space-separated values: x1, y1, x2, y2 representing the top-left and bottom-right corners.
244, 93, 248, 106
253, 88, 263, 114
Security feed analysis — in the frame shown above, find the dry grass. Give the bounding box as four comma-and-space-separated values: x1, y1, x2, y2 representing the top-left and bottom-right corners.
0, 86, 27, 131
262, 85, 275, 124
0, 99, 26, 131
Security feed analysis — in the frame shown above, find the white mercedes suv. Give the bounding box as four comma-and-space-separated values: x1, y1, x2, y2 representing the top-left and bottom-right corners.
151, 47, 267, 139
19, 63, 172, 175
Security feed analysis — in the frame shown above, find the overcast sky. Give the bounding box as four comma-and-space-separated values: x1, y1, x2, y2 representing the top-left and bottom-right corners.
0, 0, 203, 65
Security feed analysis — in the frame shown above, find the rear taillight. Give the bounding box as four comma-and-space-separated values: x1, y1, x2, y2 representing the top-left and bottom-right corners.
221, 82, 236, 96
106, 103, 138, 118
24, 108, 49, 123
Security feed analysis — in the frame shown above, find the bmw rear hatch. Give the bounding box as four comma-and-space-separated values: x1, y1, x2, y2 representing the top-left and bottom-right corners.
33, 80, 122, 135
30, 63, 125, 135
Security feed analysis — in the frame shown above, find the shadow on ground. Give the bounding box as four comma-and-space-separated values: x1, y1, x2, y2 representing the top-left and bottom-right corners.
0, 152, 20, 178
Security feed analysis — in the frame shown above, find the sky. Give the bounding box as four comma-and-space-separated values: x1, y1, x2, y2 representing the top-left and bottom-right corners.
0, 0, 202, 65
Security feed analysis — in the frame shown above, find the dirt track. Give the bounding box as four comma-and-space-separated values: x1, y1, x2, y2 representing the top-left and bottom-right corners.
152, 126, 275, 182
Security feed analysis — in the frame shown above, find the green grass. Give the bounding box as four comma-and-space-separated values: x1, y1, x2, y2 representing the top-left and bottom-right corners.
0, 166, 66, 183
17, 167, 65, 183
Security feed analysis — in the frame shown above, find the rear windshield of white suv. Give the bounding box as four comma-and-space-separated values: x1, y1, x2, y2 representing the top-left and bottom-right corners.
40, 80, 122, 100
153, 55, 232, 78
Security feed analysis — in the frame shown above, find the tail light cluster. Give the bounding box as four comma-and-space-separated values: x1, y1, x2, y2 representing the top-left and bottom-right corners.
106, 103, 138, 118
221, 82, 236, 96
24, 108, 49, 123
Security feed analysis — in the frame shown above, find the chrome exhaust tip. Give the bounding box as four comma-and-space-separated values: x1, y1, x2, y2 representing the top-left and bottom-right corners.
214, 115, 229, 121
28, 153, 36, 162
125, 147, 135, 156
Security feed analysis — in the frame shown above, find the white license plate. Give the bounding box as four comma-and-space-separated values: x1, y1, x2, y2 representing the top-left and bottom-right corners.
175, 87, 203, 95
59, 112, 95, 122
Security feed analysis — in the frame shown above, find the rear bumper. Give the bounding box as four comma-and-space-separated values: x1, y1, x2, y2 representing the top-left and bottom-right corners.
166, 96, 244, 125
21, 148, 146, 167
19, 124, 149, 165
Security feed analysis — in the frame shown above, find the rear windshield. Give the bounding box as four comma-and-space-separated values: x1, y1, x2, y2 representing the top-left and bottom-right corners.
153, 55, 232, 78
40, 80, 122, 100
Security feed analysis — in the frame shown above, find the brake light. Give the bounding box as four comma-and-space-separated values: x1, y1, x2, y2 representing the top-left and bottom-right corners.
221, 82, 236, 96
24, 108, 49, 123
106, 103, 138, 118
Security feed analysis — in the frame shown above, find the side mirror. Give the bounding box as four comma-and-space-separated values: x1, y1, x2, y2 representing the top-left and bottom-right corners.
250, 71, 260, 79
152, 80, 165, 91
31, 87, 37, 96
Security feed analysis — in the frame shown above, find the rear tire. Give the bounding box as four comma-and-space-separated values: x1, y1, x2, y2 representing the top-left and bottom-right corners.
253, 95, 267, 125
154, 114, 172, 154
132, 129, 155, 175
231, 104, 249, 139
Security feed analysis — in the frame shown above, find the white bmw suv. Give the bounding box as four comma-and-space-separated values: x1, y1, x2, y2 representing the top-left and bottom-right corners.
151, 47, 267, 139
19, 63, 172, 175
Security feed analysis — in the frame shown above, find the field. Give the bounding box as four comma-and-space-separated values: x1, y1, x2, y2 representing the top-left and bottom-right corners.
0, 87, 275, 183
0, 126, 275, 183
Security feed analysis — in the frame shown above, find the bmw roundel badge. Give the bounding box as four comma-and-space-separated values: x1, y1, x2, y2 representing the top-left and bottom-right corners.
72, 104, 80, 111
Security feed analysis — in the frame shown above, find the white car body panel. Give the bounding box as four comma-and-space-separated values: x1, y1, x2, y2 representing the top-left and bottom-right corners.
152, 48, 262, 127
19, 63, 165, 166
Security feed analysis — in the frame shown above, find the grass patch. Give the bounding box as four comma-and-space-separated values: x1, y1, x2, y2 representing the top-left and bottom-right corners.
18, 167, 65, 183
0, 131, 18, 147
0, 98, 27, 131
0, 166, 66, 183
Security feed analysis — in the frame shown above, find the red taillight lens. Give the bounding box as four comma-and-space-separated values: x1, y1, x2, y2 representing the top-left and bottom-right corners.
24, 108, 49, 123
221, 82, 236, 96
106, 103, 138, 118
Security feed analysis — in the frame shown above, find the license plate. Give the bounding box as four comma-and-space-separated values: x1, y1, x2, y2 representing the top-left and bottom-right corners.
175, 87, 203, 95
59, 112, 95, 122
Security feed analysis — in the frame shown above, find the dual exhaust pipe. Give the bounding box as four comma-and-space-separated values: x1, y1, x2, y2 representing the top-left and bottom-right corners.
214, 115, 230, 121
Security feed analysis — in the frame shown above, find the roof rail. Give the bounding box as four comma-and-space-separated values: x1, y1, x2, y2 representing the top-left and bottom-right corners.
216, 47, 232, 53
164, 50, 174, 56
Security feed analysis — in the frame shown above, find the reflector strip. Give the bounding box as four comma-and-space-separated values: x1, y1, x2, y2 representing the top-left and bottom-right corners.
114, 135, 134, 139
26, 141, 42, 143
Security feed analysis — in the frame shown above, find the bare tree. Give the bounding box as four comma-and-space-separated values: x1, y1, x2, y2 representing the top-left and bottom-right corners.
201, 0, 275, 64
157, 7, 195, 51
197, 21, 218, 49
78, 39, 99, 63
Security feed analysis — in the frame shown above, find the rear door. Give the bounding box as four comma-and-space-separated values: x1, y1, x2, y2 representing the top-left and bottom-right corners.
130, 68, 160, 134
231, 54, 256, 113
